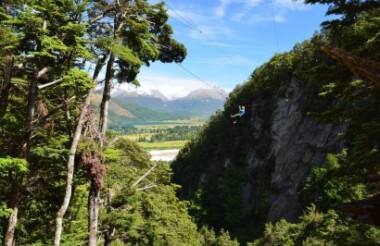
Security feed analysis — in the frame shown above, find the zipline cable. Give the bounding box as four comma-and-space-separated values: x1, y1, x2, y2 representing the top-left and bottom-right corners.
167, 0, 197, 26
165, 1, 202, 33
270, 0, 280, 52
176, 63, 227, 99
164, 1, 249, 75
152, 41, 227, 99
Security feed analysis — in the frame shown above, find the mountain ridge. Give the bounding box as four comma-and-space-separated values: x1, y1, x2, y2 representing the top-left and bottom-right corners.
108, 88, 228, 124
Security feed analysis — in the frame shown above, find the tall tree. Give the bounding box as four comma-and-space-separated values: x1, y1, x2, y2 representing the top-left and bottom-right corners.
84, 1, 186, 245
94, 0, 186, 136
0, 1, 92, 245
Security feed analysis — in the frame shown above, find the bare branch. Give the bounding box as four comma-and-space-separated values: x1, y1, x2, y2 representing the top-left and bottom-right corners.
34, 96, 76, 124
38, 78, 63, 89
107, 137, 120, 147
136, 183, 157, 192
88, 7, 116, 25
37, 67, 49, 79
131, 164, 157, 188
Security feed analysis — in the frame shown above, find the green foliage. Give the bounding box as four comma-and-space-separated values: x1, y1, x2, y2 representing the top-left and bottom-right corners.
61, 68, 94, 95
215, 230, 240, 246
0, 202, 12, 219
112, 43, 143, 66
222, 165, 244, 226
0, 25, 19, 55
250, 205, 380, 246
199, 226, 240, 246
61, 184, 89, 246
306, 150, 370, 210
100, 138, 203, 245
0, 157, 28, 173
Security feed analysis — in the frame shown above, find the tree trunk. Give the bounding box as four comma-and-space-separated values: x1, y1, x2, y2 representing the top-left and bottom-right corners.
103, 226, 114, 246
25, 69, 42, 141
3, 206, 17, 246
99, 53, 115, 139
3, 176, 19, 246
63, 91, 73, 138
54, 55, 107, 245
103, 189, 114, 246
85, 53, 114, 246
3, 67, 45, 246
88, 185, 100, 246
1, 55, 16, 246
0, 55, 14, 116
54, 88, 93, 246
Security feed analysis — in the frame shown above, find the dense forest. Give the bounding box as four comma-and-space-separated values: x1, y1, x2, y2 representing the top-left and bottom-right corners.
0, 0, 379, 246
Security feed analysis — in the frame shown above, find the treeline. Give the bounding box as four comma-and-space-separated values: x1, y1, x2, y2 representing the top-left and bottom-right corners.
110, 125, 202, 141
145, 126, 202, 142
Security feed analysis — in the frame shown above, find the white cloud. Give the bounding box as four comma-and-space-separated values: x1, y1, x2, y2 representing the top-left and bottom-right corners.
190, 25, 216, 40
231, 12, 245, 22
246, 0, 262, 7
213, 0, 308, 25
215, 0, 262, 17
274, 0, 309, 10
115, 72, 213, 100
200, 55, 253, 65
204, 41, 241, 48
215, 0, 231, 17
190, 25, 234, 42
249, 13, 286, 23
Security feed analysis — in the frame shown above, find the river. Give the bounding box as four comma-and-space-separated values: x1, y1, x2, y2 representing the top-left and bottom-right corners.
148, 149, 180, 162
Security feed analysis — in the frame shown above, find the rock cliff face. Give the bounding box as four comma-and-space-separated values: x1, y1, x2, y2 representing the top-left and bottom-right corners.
247, 78, 346, 222
172, 77, 346, 234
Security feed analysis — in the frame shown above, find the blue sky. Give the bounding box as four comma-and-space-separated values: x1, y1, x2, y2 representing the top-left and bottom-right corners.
118, 0, 329, 99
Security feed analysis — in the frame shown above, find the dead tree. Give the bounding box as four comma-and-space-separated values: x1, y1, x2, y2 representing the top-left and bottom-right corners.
321, 45, 380, 92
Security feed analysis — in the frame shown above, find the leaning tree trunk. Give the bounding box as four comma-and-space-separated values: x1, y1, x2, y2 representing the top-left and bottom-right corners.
88, 185, 100, 246
0, 55, 14, 116
3, 207, 18, 246
87, 53, 114, 246
3, 178, 19, 246
3, 67, 46, 246
54, 55, 107, 245
103, 189, 115, 246
99, 53, 115, 139
54, 88, 93, 246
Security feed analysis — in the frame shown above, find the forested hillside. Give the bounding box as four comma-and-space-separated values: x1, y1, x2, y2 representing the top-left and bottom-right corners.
172, 0, 380, 244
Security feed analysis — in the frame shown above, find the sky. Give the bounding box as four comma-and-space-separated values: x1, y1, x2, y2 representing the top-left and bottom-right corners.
117, 0, 330, 99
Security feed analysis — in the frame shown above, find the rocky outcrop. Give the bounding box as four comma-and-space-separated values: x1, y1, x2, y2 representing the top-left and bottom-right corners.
266, 78, 345, 221
172, 77, 346, 238
235, 78, 346, 223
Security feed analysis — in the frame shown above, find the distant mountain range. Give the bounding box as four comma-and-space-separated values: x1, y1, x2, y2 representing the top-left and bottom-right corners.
97, 88, 228, 126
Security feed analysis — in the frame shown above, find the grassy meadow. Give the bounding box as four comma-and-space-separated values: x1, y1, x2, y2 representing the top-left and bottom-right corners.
119, 120, 204, 150
137, 140, 188, 150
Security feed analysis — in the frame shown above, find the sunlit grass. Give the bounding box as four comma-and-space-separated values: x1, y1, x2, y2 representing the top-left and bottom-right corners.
124, 133, 154, 141
136, 140, 187, 150
133, 120, 205, 130
119, 120, 201, 150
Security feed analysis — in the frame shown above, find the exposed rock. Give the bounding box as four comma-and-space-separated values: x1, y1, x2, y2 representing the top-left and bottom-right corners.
172, 76, 347, 236
266, 78, 346, 222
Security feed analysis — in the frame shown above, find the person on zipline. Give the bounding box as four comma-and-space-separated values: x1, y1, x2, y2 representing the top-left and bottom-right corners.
231, 105, 245, 118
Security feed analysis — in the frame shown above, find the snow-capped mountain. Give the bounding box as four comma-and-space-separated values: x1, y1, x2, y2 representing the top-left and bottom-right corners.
108, 88, 228, 124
